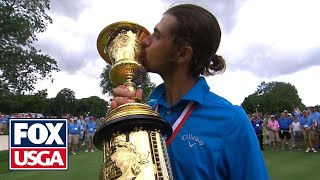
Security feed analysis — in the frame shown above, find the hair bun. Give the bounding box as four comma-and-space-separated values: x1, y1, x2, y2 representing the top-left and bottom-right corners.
205, 54, 226, 75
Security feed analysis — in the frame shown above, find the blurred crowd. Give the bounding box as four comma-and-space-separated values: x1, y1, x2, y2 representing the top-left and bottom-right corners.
249, 106, 320, 153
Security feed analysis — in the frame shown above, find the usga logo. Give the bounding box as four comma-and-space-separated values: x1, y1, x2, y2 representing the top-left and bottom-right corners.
9, 119, 68, 170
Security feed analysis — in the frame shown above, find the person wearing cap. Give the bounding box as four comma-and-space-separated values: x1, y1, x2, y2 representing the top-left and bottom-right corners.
68, 117, 82, 154
299, 110, 317, 152
85, 116, 97, 152
309, 106, 320, 149
267, 115, 280, 151
251, 113, 265, 150
278, 112, 292, 150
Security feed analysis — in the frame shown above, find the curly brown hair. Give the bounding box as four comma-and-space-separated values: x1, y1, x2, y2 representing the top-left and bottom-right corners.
165, 4, 226, 77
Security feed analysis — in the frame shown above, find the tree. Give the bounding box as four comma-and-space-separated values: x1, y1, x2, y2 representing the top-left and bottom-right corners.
54, 88, 76, 116
0, 0, 59, 94
100, 64, 156, 102
99, 65, 113, 96
78, 96, 108, 118
34, 89, 48, 99
241, 81, 305, 114
0, 93, 48, 114
0, 88, 110, 117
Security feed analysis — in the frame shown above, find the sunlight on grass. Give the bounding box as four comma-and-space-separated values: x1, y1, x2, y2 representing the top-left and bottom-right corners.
1, 148, 320, 180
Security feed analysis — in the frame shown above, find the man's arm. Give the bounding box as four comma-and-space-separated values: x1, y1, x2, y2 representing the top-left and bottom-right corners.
222, 108, 269, 180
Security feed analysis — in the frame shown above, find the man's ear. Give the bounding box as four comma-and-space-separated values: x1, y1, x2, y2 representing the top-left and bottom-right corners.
175, 45, 193, 64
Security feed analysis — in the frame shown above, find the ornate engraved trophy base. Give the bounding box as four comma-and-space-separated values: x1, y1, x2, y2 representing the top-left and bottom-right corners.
93, 104, 173, 180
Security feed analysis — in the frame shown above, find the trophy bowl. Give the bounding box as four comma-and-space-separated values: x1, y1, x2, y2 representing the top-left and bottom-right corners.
93, 21, 173, 180
97, 21, 149, 88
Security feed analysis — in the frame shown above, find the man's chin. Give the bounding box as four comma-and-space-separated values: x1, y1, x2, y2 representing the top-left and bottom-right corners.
138, 58, 147, 69
141, 63, 152, 73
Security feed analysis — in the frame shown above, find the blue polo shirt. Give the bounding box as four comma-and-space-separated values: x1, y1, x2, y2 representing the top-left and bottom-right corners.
0, 116, 9, 124
148, 77, 269, 180
86, 121, 97, 133
309, 112, 320, 124
68, 123, 81, 134
299, 116, 315, 128
252, 118, 263, 133
278, 117, 292, 129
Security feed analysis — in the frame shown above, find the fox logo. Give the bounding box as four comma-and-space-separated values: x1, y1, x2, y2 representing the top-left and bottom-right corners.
9, 119, 68, 170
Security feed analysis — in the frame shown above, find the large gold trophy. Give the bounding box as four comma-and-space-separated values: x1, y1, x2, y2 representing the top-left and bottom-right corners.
93, 22, 173, 180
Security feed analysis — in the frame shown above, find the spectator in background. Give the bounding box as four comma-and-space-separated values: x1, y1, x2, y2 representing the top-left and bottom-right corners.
291, 117, 303, 150
98, 117, 104, 128
85, 116, 97, 152
300, 110, 317, 153
278, 112, 292, 150
293, 107, 302, 118
267, 115, 280, 151
79, 115, 86, 147
68, 117, 73, 126
310, 106, 320, 123
251, 113, 265, 150
264, 114, 271, 145
287, 113, 295, 148
10, 113, 19, 118
309, 106, 320, 149
309, 107, 320, 122
0, 113, 8, 135
68, 118, 81, 155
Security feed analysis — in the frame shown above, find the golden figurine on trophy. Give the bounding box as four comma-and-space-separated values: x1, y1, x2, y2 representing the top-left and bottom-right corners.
93, 21, 173, 180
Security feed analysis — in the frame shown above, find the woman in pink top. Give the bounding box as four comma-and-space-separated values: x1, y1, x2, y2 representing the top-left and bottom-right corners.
267, 115, 280, 150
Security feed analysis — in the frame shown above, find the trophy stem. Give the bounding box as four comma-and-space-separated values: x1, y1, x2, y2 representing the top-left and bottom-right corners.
124, 79, 136, 93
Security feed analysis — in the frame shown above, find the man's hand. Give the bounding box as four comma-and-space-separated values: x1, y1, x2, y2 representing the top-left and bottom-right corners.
110, 85, 143, 110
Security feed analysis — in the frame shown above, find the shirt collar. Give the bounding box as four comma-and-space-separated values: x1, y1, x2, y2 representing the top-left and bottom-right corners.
148, 76, 210, 107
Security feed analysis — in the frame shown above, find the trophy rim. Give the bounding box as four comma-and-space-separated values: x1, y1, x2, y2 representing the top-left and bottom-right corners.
93, 114, 173, 150
97, 21, 151, 64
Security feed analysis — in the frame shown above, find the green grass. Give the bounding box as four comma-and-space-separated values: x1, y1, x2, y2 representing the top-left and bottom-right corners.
0, 150, 102, 179
0, 150, 9, 174
264, 150, 320, 180
1, 148, 320, 180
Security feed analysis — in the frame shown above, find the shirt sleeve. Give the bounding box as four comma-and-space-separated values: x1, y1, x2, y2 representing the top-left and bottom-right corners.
221, 107, 269, 180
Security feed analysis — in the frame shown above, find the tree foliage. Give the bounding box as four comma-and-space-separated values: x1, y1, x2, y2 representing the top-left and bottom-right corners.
78, 96, 108, 118
100, 64, 156, 102
241, 81, 305, 114
0, 0, 59, 94
0, 88, 108, 118
53, 88, 76, 115
0, 89, 48, 113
